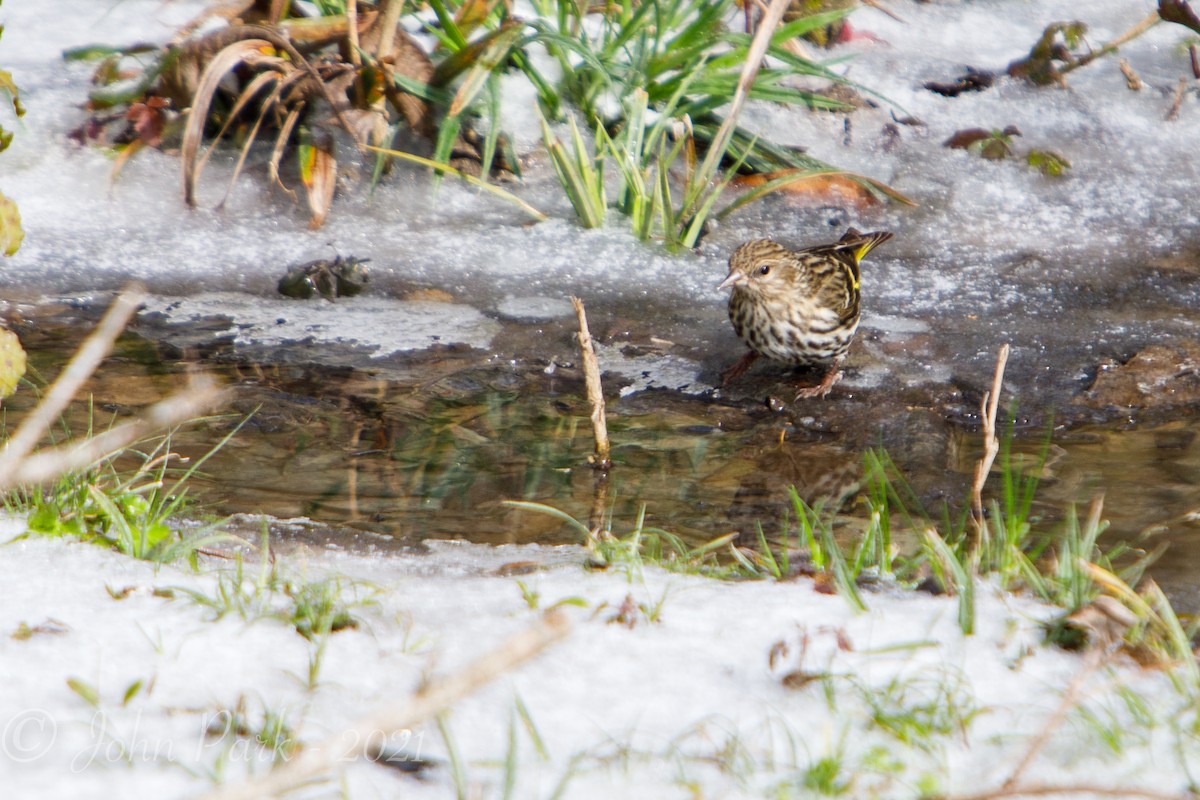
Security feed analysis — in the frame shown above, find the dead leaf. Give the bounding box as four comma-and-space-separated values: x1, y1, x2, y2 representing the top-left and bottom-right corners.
923, 67, 995, 97
768, 639, 789, 670
943, 126, 1018, 149
1159, 0, 1200, 34
299, 131, 337, 230
11, 619, 70, 640
943, 126, 1021, 159
1118, 58, 1144, 91
1006, 21, 1088, 86
126, 96, 169, 147
454, 0, 503, 38
1067, 596, 1139, 649
277, 10, 380, 48
0, 69, 25, 117
811, 573, 837, 595
781, 670, 825, 690
0, 192, 23, 257
0, 327, 27, 397
732, 171, 881, 210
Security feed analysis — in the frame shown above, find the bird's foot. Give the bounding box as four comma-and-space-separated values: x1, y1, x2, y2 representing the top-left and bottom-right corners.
720, 351, 759, 386
794, 368, 843, 400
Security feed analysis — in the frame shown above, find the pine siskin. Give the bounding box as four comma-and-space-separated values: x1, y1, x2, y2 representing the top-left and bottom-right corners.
718, 228, 893, 398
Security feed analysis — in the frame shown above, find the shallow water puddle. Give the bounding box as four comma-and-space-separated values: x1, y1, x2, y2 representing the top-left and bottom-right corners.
5, 306, 1200, 607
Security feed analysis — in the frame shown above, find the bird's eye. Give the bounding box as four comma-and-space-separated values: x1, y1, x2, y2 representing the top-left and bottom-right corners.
758, 264, 770, 275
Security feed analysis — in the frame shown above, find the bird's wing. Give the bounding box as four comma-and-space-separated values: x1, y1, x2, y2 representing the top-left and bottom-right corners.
809, 254, 860, 323
814, 230, 893, 318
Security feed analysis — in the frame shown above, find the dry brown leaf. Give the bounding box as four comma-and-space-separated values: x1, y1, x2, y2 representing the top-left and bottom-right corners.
0, 191, 24, 257
731, 171, 881, 210
300, 133, 337, 230
1159, 0, 1200, 34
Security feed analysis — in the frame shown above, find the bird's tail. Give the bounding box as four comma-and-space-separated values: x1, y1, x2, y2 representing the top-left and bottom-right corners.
837, 228, 894, 264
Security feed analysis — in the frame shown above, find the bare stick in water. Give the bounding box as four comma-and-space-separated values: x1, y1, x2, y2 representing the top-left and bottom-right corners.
571, 296, 611, 470
970, 343, 1010, 542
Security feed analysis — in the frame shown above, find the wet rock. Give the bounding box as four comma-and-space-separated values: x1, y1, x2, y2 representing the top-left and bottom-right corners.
1079, 340, 1200, 409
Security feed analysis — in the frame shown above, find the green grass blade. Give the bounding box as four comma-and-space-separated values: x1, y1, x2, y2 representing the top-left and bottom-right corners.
362, 145, 546, 221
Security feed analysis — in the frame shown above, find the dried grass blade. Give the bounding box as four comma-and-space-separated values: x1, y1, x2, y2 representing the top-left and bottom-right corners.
181, 40, 285, 206
362, 144, 546, 221
217, 77, 284, 210
269, 104, 304, 200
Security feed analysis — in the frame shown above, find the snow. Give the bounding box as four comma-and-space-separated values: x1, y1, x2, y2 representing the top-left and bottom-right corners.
2, 532, 1197, 799
141, 293, 502, 354
3, 1, 1200, 796
2, 0, 1197, 391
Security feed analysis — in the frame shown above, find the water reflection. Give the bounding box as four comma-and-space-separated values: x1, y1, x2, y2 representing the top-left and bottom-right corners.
5, 316, 1200, 608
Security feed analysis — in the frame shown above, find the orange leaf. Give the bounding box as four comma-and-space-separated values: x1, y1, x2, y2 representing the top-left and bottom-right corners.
733, 171, 880, 210
299, 140, 336, 230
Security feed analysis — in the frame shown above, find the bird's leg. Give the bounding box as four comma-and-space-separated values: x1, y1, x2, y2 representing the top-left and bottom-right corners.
794, 359, 844, 400
720, 351, 759, 386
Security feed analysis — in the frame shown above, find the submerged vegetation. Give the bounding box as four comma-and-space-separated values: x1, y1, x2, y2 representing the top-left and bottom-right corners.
509, 436, 1193, 663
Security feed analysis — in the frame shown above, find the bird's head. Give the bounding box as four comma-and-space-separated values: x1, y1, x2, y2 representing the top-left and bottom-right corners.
718, 240, 799, 295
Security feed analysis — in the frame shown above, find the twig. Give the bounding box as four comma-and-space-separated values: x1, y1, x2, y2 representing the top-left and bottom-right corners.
970, 344, 1009, 539
0, 287, 146, 486
1118, 58, 1143, 90
0, 375, 227, 490
693, 0, 791, 198
199, 611, 570, 800
1165, 76, 1187, 120
346, 0, 362, 68
570, 297, 611, 470
374, 0, 406, 63
999, 647, 1107, 791
1059, 12, 1161, 76
861, 0, 905, 23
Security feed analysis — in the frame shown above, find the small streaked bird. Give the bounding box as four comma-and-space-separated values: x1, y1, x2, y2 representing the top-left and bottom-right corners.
718, 228, 893, 398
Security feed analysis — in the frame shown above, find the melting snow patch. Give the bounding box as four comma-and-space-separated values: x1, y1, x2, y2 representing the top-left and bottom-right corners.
494, 295, 575, 321
141, 293, 501, 354
594, 343, 711, 397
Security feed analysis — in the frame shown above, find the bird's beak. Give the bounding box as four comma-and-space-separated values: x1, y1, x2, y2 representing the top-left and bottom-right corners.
717, 271, 746, 292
